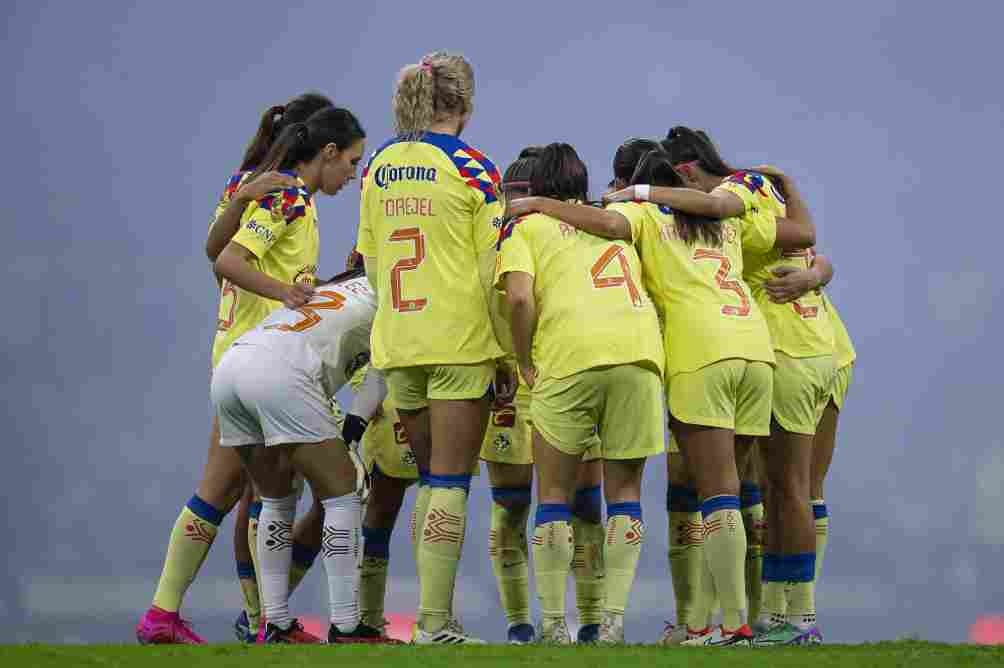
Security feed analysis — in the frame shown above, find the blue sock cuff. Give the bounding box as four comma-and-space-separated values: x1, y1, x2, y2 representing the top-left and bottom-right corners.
291, 541, 321, 569
607, 501, 642, 521
535, 503, 572, 527
362, 527, 392, 559
186, 494, 224, 526
248, 501, 262, 520
236, 560, 255, 580
491, 486, 532, 509
701, 495, 740, 519
426, 473, 472, 491
813, 502, 829, 520
740, 482, 762, 508
667, 485, 700, 513
763, 553, 816, 583
572, 485, 603, 524
418, 469, 431, 487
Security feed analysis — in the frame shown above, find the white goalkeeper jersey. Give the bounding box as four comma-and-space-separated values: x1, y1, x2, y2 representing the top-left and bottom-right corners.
235, 270, 376, 399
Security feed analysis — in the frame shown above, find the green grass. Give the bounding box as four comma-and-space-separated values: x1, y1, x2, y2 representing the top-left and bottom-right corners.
1, 642, 1002, 668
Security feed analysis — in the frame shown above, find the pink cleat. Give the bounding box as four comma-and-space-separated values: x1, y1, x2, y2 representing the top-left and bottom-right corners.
136, 606, 206, 645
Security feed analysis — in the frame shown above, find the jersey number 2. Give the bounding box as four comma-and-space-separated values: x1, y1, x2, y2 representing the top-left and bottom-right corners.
693, 249, 751, 317
591, 245, 643, 307
389, 227, 428, 313
264, 290, 346, 333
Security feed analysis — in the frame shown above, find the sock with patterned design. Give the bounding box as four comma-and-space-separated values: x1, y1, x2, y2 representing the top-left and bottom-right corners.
572, 485, 605, 626
532, 503, 574, 624
489, 486, 532, 627
257, 494, 297, 630
604, 502, 644, 620
360, 526, 392, 629
760, 556, 789, 626
783, 553, 817, 629
417, 475, 470, 633
667, 485, 704, 629
740, 482, 765, 623
236, 560, 260, 633
321, 493, 362, 633
410, 473, 432, 568
152, 495, 223, 612
701, 495, 747, 631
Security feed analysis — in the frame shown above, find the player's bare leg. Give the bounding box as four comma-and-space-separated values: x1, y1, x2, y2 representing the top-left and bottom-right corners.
810, 402, 839, 582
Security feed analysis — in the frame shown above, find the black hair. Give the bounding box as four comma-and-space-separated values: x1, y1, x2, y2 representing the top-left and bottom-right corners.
630, 149, 723, 248
239, 92, 333, 171
613, 138, 662, 185
502, 145, 542, 197
661, 126, 736, 178
530, 142, 588, 202
250, 107, 365, 180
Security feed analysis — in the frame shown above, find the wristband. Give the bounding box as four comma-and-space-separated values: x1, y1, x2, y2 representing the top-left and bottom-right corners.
635, 185, 650, 201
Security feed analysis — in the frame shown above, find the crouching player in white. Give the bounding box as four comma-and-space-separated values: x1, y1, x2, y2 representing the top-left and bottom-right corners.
211, 268, 393, 644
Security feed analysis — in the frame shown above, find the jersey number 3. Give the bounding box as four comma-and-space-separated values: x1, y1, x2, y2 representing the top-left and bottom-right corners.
264, 290, 346, 333
389, 227, 428, 313
693, 249, 751, 317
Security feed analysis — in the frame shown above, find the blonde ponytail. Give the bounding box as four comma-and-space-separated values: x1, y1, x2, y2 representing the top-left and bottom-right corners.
393, 52, 474, 138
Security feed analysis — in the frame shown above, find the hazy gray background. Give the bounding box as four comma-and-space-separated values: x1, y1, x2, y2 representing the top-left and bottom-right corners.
2, 0, 1001, 644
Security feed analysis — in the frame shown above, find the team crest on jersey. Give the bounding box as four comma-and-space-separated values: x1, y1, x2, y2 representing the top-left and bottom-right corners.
493, 432, 511, 453
294, 265, 318, 286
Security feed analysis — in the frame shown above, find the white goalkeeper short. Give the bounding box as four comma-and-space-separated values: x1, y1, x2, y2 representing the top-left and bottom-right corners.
211, 342, 344, 447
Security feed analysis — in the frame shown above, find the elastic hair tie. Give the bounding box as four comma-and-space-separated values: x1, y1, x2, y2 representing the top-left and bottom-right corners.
419, 57, 433, 73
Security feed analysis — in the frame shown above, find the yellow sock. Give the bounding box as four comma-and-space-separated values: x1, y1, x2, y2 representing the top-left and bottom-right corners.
812, 500, 829, 580
760, 554, 788, 625
532, 505, 574, 622
604, 504, 644, 616
248, 501, 261, 592
741, 484, 765, 624
667, 486, 703, 628
489, 488, 532, 626
359, 527, 392, 628
410, 483, 432, 568
785, 553, 817, 627
152, 496, 222, 612
417, 485, 468, 632
571, 515, 605, 625
701, 496, 747, 630
236, 562, 260, 632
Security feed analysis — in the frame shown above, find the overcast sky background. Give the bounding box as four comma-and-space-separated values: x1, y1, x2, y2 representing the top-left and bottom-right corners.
2, 0, 1002, 644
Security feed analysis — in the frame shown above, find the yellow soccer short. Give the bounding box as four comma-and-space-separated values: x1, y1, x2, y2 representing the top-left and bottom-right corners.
385, 362, 495, 411
830, 363, 854, 411
361, 405, 418, 480
772, 352, 836, 436
531, 363, 664, 461
668, 359, 774, 437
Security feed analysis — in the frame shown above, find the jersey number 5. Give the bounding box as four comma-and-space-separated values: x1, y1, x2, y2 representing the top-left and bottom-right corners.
389, 227, 428, 313
591, 244, 643, 307
264, 290, 346, 333
693, 249, 751, 317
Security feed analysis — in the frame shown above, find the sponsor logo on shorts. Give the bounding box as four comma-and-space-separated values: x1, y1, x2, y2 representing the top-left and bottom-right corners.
493, 432, 511, 453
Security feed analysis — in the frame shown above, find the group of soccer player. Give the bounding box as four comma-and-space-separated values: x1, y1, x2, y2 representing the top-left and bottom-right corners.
135, 49, 855, 648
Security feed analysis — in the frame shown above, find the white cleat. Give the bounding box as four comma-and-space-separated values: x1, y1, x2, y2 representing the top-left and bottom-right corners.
597, 612, 625, 644
659, 621, 690, 646
412, 620, 485, 645
537, 618, 572, 645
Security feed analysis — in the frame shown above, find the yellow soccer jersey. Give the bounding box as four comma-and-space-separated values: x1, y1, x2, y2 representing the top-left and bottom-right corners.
209, 170, 251, 232
495, 211, 664, 380
824, 294, 856, 368
357, 132, 505, 370
718, 171, 834, 358
211, 173, 319, 366
608, 202, 774, 375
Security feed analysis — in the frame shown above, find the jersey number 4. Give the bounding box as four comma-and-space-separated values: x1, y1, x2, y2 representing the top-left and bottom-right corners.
389, 227, 428, 313
264, 290, 346, 333
591, 244, 643, 307
693, 249, 751, 317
